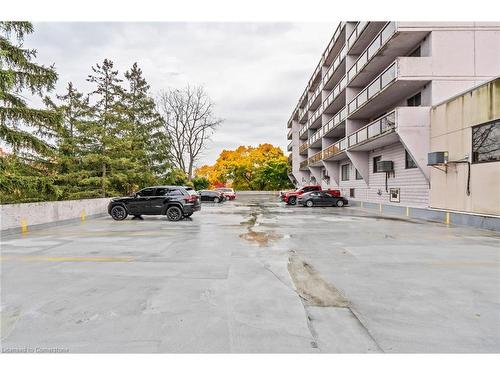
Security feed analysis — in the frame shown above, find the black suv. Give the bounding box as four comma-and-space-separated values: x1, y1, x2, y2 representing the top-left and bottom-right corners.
108, 186, 201, 221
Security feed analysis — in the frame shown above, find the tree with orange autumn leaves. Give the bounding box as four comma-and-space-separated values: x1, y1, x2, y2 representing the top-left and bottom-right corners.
195, 144, 293, 190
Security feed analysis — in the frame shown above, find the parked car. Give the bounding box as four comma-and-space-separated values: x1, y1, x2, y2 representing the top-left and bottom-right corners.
199, 190, 225, 203
215, 187, 236, 200
281, 185, 340, 205
297, 191, 348, 207
108, 186, 200, 221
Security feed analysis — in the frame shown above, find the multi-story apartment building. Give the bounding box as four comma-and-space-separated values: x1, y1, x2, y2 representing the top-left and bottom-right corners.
287, 22, 500, 209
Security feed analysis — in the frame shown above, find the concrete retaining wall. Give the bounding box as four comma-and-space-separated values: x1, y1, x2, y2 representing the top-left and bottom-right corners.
1, 198, 109, 235
349, 199, 500, 232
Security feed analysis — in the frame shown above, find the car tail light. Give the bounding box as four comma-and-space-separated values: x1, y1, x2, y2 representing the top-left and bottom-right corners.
185, 195, 198, 203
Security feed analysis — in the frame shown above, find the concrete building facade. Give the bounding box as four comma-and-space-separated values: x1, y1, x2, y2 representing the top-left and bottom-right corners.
287, 22, 500, 211
429, 78, 500, 217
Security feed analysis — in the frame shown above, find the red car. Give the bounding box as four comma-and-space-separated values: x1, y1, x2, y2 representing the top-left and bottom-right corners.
215, 187, 236, 200
281, 185, 340, 205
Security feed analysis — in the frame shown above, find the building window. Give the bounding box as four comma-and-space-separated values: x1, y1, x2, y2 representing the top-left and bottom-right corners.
350, 188, 355, 198
405, 150, 417, 169
341, 164, 350, 181
355, 169, 363, 180
472, 120, 500, 163
373, 156, 382, 173
407, 92, 421, 107
409, 45, 421, 57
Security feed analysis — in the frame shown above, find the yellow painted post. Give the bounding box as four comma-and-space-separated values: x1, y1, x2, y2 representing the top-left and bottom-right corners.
20, 219, 28, 234
445, 211, 450, 225
406, 207, 410, 217
81, 209, 86, 223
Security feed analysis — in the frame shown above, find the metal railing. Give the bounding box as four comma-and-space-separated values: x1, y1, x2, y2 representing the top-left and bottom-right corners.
347, 22, 396, 83
322, 137, 347, 159
347, 21, 369, 50
322, 43, 347, 88
287, 128, 293, 140
307, 105, 322, 129
287, 141, 293, 151
299, 160, 309, 169
299, 142, 309, 153
307, 84, 322, 111
347, 111, 396, 148
309, 129, 322, 145
299, 124, 308, 138
347, 61, 397, 115
322, 106, 347, 136
323, 75, 347, 110
308, 151, 323, 165
324, 22, 346, 61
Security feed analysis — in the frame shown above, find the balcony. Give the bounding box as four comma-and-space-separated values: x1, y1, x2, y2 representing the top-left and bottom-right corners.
323, 22, 346, 66
287, 141, 293, 152
347, 21, 388, 55
299, 124, 308, 140
347, 58, 431, 119
306, 105, 322, 130
306, 84, 322, 113
323, 106, 347, 138
298, 106, 308, 124
299, 142, 308, 155
347, 106, 430, 152
309, 128, 322, 149
322, 75, 347, 115
299, 159, 309, 170
322, 138, 348, 161
322, 43, 347, 91
347, 22, 430, 88
287, 127, 292, 140
308, 150, 323, 167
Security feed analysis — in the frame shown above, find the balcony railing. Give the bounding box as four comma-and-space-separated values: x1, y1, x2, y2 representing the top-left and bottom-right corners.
308, 151, 323, 165
299, 160, 309, 169
307, 105, 322, 128
299, 142, 309, 153
287, 141, 293, 151
347, 61, 397, 115
299, 124, 308, 138
323, 75, 347, 110
347, 111, 396, 148
322, 137, 347, 160
322, 106, 347, 136
287, 128, 292, 140
309, 128, 322, 145
322, 44, 347, 88
324, 22, 346, 61
347, 21, 369, 50
347, 22, 396, 83
307, 84, 322, 111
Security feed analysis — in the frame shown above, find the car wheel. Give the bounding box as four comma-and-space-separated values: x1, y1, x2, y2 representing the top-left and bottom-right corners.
166, 206, 183, 221
110, 205, 128, 221
213, 197, 220, 203
306, 200, 314, 207
336, 199, 345, 207
288, 196, 297, 205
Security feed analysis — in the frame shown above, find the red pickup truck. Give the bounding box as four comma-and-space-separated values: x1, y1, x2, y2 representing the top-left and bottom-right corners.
280, 185, 340, 205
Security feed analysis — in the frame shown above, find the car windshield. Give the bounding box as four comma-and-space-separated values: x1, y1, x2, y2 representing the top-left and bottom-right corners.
218, 188, 233, 192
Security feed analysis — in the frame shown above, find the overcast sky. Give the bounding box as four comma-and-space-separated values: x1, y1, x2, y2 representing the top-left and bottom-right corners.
27, 22, 334, 166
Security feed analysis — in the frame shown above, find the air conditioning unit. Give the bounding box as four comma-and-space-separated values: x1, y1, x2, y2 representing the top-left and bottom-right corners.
377, 160, 394, 172
428, 151, 448, 166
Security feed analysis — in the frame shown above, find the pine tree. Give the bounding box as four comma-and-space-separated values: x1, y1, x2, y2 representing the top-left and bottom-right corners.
123, 63, 169, 182
0, 21, 62, 203
44, 82, 92, 199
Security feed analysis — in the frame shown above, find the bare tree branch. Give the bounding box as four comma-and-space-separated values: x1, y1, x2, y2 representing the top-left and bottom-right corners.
157, 86, 222, 179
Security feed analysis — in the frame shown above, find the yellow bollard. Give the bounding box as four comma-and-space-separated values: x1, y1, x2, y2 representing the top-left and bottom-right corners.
445, 211, 450, 225
406, 207, 410, 217
20, 219, 28, 234
81, 209, 86, 223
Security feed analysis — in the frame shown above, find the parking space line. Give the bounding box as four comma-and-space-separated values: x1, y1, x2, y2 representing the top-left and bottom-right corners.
0, 256, 133, 262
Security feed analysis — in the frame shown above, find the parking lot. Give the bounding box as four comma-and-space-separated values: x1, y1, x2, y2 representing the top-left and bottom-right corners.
1, 193, 499, 353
